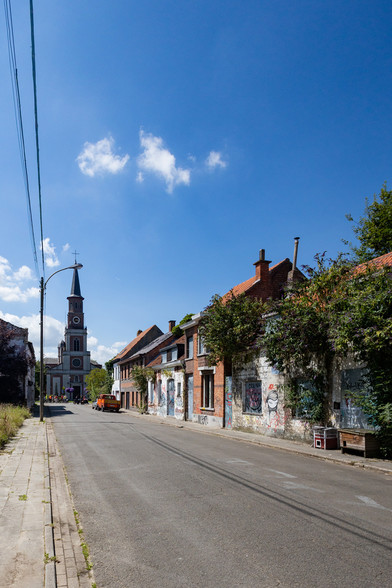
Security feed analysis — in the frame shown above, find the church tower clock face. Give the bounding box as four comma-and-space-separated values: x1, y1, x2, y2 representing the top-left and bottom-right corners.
73, 316, 81, 325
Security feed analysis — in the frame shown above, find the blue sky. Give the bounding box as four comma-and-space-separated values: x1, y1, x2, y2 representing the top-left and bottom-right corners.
1, 1, 392, 364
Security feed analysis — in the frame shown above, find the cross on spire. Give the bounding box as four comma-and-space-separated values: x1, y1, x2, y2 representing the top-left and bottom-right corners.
72, 250, 79, 264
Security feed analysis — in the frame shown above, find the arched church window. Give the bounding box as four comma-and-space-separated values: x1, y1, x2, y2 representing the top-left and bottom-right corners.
74, 339, 80, 351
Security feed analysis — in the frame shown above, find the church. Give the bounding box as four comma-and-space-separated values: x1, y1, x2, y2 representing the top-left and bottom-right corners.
45, 266, 101, 400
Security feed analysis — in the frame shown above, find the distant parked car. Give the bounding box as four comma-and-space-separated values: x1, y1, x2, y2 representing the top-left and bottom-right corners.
97, 394, 121, 412
92, 400, 98, 410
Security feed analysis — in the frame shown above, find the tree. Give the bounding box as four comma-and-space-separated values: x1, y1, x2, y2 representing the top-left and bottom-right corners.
0, 322, 28, 404
330, 264, 392, 453
85, 368, 110, 401
262, 254, 392, 454
131, 366, 155, 412
35, 360, 46, 400
346, 184, 392, 262
198, 292, 265, 367
262, 254, 351, 423
171, 313, 194, 338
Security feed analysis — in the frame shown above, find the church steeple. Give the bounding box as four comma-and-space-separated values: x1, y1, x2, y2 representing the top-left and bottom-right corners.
70, 268, 82, 297
67, 268, 84, 330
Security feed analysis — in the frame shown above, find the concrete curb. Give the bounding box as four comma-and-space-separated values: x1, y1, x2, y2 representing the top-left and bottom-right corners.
44, 417, 56, 588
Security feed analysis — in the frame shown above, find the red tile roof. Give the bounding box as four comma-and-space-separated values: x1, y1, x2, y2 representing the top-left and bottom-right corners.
113, 325, 159, 361
354, 251, 392, 274
222, 259, 291, 302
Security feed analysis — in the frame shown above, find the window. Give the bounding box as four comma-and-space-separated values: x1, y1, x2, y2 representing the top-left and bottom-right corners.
149, 380, 154, 403
162, 352, 167, 363
187, 336, 194, 359
158, 380, 162, 404
73, 339, 80, 351
243, 381, 262, 414
198, 333, 208, 355
295, 380, 317, 419
202, 373, 214, 409
177, 382, 181, 397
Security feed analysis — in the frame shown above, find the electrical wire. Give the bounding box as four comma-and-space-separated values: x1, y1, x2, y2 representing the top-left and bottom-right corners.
29, 0, 45, 277
3, 0, 40, 279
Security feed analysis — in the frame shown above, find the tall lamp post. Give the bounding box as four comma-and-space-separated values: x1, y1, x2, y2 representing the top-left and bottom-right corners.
40, 263, 83, 422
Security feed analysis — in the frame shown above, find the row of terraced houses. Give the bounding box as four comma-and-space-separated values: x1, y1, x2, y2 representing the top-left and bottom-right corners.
111, 245, 392, 441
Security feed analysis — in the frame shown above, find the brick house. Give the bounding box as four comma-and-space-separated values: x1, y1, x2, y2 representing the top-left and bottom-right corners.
231, 250, 392, 441
181, 248, 304, 429
148, 335, 185, 419
117, 322, 177, 409
111, 325, 163, 405
0, 318, 35, 408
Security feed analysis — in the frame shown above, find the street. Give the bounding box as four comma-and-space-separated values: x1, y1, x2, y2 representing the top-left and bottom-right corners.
50, 404, 392, 588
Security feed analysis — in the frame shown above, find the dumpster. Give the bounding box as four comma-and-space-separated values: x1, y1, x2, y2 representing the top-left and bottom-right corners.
313, 427, 338, 450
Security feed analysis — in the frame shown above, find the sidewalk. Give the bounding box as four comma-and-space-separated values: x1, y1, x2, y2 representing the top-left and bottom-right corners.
0, 409, 93, 588
0, 407, 391, 588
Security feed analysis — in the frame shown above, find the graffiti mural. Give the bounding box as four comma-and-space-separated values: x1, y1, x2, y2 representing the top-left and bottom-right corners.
265, 386, 279, 424
244, 381, 262, 414
225, 376, 232, 429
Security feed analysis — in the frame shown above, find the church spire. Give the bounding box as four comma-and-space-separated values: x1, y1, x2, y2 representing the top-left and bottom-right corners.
70, 268, 82, 297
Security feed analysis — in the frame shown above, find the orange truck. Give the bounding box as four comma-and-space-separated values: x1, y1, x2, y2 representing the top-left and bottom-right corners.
96, 394, 121, 412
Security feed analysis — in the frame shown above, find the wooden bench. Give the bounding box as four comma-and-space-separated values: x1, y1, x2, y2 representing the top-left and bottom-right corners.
339, 429, 380, 458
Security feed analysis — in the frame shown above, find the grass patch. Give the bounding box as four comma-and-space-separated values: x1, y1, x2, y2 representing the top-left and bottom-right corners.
18, 494, 27, 501
0, 404, 31, 449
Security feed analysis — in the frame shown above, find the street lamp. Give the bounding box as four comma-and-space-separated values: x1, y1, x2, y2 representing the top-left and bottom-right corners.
39, 263, 83, 421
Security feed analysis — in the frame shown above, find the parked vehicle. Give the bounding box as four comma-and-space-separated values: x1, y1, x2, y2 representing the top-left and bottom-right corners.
96, 394, 120, 412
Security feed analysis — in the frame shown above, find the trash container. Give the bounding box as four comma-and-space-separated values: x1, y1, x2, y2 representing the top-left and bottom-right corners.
313, 427, 338, 450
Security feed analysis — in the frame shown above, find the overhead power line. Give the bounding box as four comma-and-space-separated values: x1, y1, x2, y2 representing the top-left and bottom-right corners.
29, 0, 45, 276
4, 0, 40, 278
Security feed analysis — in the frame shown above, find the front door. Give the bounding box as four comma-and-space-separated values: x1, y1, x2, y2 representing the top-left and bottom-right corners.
225, 376, 232, 429
187, 376, 193, 421
167, 379, 175, 416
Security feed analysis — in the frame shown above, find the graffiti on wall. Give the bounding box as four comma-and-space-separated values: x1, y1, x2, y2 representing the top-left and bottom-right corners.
244, 381, 262, 414
265, 385, 286, 431
225, 377, 233, 429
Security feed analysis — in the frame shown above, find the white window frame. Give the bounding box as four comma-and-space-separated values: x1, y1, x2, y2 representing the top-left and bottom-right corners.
202, 373, 214, 409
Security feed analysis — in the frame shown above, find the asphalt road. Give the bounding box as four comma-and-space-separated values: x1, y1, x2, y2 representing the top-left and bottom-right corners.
50, 404, 392, 588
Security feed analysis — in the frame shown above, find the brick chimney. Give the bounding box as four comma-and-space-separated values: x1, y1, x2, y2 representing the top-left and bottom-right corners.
253, 249, 271, 296
168, 320, 176, 332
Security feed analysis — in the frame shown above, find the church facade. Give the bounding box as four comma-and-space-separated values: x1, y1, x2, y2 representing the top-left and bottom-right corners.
45, 267, 101, 400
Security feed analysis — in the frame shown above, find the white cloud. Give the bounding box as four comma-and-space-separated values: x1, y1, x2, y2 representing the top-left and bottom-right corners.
62, 243, 70, 253
87, 336, 127, 365
206, 150, 227, 169
42, 237, 60, 268
77, 136, 130, 177
0, 311, 63, 357
137, 130, 190, 193
0, 258, 39, 303
0, 311, 126, 364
